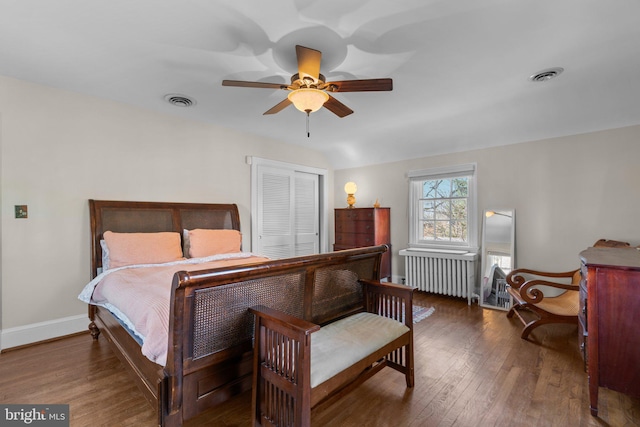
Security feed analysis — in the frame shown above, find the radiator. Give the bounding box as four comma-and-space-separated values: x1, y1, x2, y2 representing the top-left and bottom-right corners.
399, 249, 478, 305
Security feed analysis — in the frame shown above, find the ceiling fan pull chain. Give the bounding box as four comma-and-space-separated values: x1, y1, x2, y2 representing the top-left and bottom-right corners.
306, 110, 311, 137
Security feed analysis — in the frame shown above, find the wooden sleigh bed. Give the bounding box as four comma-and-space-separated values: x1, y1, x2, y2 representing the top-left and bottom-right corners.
84, 199, 399, 426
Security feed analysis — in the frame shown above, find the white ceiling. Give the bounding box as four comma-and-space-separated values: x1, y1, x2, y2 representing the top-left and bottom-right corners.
2, 0, 639, 169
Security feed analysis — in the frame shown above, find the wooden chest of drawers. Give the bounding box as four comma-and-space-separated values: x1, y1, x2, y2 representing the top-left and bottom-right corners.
579, 247, 640, 416
334, 208, 391, 280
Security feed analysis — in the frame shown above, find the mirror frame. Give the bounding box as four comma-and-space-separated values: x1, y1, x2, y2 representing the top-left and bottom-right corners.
479, 209, 515, 310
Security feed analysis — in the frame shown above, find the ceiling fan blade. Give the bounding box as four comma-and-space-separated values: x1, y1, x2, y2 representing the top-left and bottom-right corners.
222, 80, 287, 90
263, 98, 292, 115
296, 45, 322, 81
324, 78, 393, 92
323, 94, 354, 118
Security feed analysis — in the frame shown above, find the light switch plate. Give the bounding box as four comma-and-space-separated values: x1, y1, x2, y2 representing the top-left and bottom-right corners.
15, 205, 28, 218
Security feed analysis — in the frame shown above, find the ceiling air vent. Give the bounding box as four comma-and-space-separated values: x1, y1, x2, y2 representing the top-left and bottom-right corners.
164, 94, 196, 107
529, 67, 564, 82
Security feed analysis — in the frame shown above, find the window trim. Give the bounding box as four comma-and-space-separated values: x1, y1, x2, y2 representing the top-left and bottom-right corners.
407, 163, 478, 253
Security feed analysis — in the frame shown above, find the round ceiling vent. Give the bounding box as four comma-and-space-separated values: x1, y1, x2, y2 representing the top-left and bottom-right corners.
530, 67, 564, 82
164, 94, 196, 107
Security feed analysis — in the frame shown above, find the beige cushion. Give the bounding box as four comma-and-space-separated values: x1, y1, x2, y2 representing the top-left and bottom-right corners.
310, 312, 409, 388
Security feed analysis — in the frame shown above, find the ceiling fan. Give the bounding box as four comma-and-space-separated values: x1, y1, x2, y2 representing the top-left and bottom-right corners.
222, 45, 393, 118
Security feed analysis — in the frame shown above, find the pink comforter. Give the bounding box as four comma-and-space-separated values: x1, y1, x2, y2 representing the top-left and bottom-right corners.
83, 254, 268, 366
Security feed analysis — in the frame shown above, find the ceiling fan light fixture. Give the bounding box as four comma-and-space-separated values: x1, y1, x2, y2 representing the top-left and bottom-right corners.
223, 46, 390, 118
287, 88, 329, 113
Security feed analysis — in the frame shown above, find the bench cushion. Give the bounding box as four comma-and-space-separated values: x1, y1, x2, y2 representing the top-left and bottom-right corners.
310, 312, 409, 388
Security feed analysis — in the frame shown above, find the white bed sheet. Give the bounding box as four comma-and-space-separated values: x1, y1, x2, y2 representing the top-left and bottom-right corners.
78, 252, 267, 366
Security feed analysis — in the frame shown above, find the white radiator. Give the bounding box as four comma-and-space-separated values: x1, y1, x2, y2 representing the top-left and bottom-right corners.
399, 249, 478, 305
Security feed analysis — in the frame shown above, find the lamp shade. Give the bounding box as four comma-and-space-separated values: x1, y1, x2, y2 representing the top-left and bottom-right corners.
288, 88, 329, 113
344, 182, 358, 194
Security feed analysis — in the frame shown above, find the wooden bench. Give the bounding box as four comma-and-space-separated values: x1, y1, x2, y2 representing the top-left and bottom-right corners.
249, 278, 415, 427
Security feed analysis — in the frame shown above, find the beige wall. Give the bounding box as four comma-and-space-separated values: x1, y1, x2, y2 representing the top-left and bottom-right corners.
2, 72, 638, 345
335, 125, 640, 282
0, 75, 332, 340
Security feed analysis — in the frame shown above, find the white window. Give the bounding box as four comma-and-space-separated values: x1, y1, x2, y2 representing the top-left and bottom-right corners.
408, 164, 478, 252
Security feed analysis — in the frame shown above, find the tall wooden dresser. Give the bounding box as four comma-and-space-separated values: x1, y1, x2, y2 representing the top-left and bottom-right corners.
579, 246, 640, 416
334, 208, 391, 281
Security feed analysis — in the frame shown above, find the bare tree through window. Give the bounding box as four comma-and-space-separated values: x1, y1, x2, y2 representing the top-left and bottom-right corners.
419, 177, 468, 243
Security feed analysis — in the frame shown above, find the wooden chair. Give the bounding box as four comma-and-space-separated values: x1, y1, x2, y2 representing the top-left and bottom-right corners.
506, 239, 631, 339
506, 268, 580, 339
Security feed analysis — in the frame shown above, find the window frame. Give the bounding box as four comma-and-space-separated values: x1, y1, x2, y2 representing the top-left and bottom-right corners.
408, 163, 478, 253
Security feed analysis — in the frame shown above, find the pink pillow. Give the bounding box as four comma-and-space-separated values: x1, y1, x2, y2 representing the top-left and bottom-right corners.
187, 229, 242, 258
103, 231, 184, 269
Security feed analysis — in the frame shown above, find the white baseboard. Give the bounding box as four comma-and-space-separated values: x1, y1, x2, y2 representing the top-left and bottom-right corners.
0, 314, 89, 350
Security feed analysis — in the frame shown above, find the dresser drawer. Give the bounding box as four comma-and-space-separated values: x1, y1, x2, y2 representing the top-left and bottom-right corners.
335, 220, 374, 234
578, 316, 588, 369
578, 266, 588, 370
335, 233, 375, 247
335, 209, 375, 222
579, 281, 587, 330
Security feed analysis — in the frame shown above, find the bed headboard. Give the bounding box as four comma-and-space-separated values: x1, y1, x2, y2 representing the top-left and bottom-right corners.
89, 200, 241, 278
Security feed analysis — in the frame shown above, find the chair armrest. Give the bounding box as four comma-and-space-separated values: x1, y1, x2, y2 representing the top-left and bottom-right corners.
360, 279, 416, 327
249, 305, 317, 410
515, 279, 579, 304
249, 305, 320, 337
507, 268, 580, 304
360, 279, 416, 298
507, 268, 580, 289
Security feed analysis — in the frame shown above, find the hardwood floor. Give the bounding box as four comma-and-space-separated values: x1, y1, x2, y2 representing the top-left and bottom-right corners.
1, 291, 639, 426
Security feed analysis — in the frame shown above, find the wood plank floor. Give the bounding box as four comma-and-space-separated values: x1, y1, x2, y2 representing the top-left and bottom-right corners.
1, 291, 639, 426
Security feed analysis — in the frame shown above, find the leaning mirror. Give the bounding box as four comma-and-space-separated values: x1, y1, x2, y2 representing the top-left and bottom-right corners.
480, 209, 515, 310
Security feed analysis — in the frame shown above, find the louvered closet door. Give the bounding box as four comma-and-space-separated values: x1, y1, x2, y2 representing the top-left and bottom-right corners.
294, 172, 319, 256
256, 165, 319, 259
